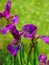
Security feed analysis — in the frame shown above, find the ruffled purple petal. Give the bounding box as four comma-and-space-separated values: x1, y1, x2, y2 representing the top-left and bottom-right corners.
41, 36, 49, 44
22, 24, 37, 39
7, 44, 22, 56
9, 15, 18, 25
38, 54, 47, 64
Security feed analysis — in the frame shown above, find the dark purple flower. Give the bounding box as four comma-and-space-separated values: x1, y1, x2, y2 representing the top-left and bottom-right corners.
38, 54, 47, 64
7, 43, 22, 56
22, 24, 37, 39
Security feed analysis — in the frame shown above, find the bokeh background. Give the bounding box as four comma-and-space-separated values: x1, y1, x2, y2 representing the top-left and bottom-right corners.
0, 0, 49, 65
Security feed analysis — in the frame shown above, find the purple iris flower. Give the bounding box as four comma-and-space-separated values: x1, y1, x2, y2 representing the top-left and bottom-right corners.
22, 24, 37, 39
38, 54, 47, 65
0, 0, 18, 25
0, 24, 23, 56
22, 24, 49, 44
7, 43, 22, 56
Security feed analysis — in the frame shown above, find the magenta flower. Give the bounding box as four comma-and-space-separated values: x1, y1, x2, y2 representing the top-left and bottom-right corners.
0, 0, 18, 25
38, 54, 47, 64
22, 24, 49, 44
7, 43, 22, 56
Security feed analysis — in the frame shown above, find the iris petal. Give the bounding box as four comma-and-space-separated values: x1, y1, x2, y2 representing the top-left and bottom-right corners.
9, 15, 18, 25
7, 44, 22, 56
9, 25, 19, 40
38, 54, 47, 64
22, 24, 37, 39
0, 27, 9, 34
41, 36, 49, 44
0, 24, 13, 34
4, 0, 11, 12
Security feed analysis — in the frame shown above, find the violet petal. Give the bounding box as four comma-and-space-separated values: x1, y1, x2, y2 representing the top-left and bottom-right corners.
10, 15, 18, 25
0, 27, 9, 34
4, 0, 11, 12
22, 24, 37, 39
38, 54, 47, 64
9, 25, 19, 40
0, 24, 13, 34
7, 44, 22, 56
41, 36, 49, 44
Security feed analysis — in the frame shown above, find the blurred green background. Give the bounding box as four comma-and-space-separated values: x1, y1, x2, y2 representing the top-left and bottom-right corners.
0, 0, 49, 64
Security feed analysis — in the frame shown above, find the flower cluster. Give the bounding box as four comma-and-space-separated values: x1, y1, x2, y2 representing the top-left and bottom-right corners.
0, 0, 49, 57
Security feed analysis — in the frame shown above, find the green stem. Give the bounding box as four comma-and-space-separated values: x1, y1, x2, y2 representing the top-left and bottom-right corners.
20, 47, 23, 65
26, 46, 32, 65
14, 55, 16, 65
10, 56, 12, 65
33, 41, 38, 65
